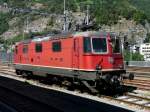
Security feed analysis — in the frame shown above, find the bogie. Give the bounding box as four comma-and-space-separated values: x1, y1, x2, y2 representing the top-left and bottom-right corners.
16, 69, 23, 75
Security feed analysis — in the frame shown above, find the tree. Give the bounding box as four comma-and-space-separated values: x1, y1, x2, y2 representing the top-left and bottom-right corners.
133, 11, 147, 25
0, 13, 9, 35
144, 33, 150, 43
0, 37, 5, 44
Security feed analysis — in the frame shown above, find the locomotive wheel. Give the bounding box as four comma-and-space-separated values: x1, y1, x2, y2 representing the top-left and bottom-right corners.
25, 71, 33, 79
129, 73, 134, 80
110, 75, 120, 87
16, 70, 22, 75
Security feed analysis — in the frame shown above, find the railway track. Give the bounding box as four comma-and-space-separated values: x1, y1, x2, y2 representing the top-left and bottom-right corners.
124, 79, 150, 91
127, 67, 150, 79
0, 65, 150, 111
1, 66, 150, 91
102, 93, 150, 110
117, 93, 150, 109
127, 71, 150, 79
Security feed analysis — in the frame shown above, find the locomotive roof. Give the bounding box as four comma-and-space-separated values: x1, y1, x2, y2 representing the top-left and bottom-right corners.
31, 31, 109, 42
17, 31, 111, 45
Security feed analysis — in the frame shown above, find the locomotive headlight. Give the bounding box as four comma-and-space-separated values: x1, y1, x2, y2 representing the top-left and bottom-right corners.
118, 64, 123, 69
108, 57, 114, 64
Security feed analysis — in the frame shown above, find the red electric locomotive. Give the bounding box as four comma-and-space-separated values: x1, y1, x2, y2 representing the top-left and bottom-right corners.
14, 31, 128, 92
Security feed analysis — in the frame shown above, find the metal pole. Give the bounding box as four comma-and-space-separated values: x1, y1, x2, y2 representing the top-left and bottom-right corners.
64, 0, 66, 14
63, 0, 66, 31
23, 18, 25, 40
26, 16, 29, 33
86, 5, 89, 25
121, 38, 126, 69
130, 46, 132, 61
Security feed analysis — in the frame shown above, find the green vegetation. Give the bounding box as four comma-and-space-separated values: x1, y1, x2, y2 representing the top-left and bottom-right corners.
0, 0, 149, 45
93, 0, 148, 25
144, 33, 150, 43
129, 0, 150, 22
0, 37, 5, 43
93, 0, 119, 25
133, 11, 147, 25
0, 13, 10, 35
124, 50, 144, 61
1, 0, 149, 26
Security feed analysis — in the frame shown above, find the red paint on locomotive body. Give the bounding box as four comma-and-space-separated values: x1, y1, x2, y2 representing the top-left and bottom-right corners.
14, 31, 125, 82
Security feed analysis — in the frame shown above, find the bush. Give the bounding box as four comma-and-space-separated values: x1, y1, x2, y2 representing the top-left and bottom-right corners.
124, 50, 144, 61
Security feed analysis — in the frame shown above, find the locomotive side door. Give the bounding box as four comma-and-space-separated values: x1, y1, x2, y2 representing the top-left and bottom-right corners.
72, 38, 79, 69
22, 44, 29, 64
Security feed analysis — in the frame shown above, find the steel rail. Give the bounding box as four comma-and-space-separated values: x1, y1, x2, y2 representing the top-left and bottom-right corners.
101, 95, 150, 110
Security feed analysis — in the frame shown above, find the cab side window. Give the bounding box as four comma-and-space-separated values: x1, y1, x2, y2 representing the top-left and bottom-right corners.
83, 37, 91, 53
35, 43, 42, 53
52, 41, 61, 52
23, 45, 28, 54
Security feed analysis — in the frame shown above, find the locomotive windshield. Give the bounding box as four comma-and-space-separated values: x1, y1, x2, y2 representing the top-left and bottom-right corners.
83, 37, 107, 53
92, 38, 107, 53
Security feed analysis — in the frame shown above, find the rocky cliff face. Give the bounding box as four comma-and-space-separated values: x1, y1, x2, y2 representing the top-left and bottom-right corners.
0, 2, 149, 45
0, 3, 87, 39
101, 18, 148, 44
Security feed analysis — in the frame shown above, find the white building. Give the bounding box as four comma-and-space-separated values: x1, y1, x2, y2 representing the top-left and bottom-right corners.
130, 45, 139, 53
139, 43, 150, 61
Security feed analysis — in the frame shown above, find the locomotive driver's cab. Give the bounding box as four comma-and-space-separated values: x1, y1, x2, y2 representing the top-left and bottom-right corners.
109, 33, 122, 54
82, 32, 127, 87
83, 33, 123, 54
